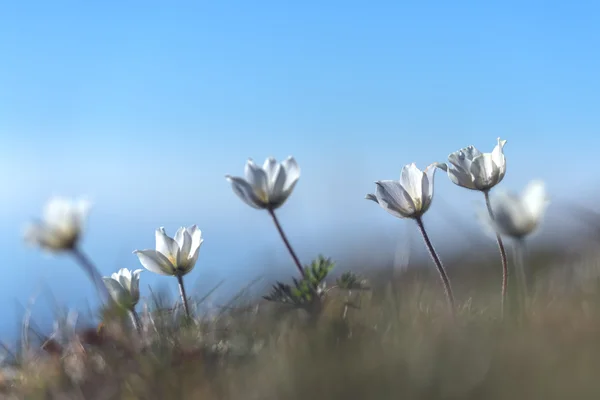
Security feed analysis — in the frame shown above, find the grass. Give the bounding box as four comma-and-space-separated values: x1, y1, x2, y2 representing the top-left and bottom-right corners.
4, 242, 600, 399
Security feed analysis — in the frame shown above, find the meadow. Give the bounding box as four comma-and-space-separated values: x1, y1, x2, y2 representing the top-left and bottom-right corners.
4, 141, 600, 399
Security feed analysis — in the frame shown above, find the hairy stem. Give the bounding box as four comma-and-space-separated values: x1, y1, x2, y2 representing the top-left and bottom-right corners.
71, 247, 109, 303
484, 190, 509, 318
415, 217, 455, 314
176, 274, 191, 319
268, 208, 306, 278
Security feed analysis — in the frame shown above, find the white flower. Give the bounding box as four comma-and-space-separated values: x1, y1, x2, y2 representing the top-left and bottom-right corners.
446, 138, 507, 191
366, 162, 443, 219
102, 268, 143, 310
480, 180, 549, 238
134, 225, 203, 276
226, 156, 300, 210
24, 197, 91, 252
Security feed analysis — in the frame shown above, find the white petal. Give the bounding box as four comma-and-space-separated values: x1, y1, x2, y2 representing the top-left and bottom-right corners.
447, 167, 477, 189
470, 153, 500, 190
462, 145, 482, 160
134, 249, 175, 275
226, 175, 266, 209
491, 138, 507, 183
521, 180, 548, 221
117, 269, 131, 290
155, 227, 179, 263
181, 247, 200, 275
244, 159, 269, 202
365, 193, 379, 203
103, 278, 129, 305
447, 149, 478, 189
271, 180, 297, 209
448, 149, 474, 170
489, 192, 534, 237
176, 229, 193, 265
187, 225, 203, 255
270, 164, 288, 204
130, 270, 143, 301
281, 156, 300, 192
375, 180, 416, 218
400, 163, 425, 211
262, 157, 279, 184
421, 162, 442, 213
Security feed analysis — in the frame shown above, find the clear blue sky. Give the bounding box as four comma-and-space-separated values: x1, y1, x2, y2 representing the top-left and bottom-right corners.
1, 1, 599, 337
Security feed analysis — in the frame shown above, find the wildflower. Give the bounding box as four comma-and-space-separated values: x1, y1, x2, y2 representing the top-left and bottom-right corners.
102, 268, 143, 310
445, 138, 509, 316
24, 197, 108, 301
446, 138, 507, 191
480, 180, 549, 239
134, 225, 203, 319
226, 156, 307, 282
366, 162, 443, 219
225, 156, 300, 210
366, 162, 455, 313
133, 225, 203, 276
24, 197, 91, 252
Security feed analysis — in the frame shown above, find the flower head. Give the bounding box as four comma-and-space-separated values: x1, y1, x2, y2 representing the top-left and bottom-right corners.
24, 197, 91, 252
226, 156, 300, 210
446, 138, 507, 191
480, 180, 549, 238
366, 162, 443, 219
102, 268, 143, 310
134, 225, 203, 276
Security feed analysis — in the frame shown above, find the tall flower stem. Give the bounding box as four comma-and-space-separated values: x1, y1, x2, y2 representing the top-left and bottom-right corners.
71, 247, 109, 303
483, 190, 509, 318
268, 208, 306, 278
176, 274, 191, 319
414, 217, 455, 314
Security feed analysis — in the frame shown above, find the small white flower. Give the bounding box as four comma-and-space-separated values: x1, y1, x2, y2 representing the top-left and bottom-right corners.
226, 156, 300, 210
480, 180, 549, 238
24, 197, 91, 252
134, 225, 203, 276
366, 162, 443, 219
446, 138, 507, 191
102, 268, 143, 310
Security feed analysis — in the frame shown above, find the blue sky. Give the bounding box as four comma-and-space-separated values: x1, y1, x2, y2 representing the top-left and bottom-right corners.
1, 1, 600, 337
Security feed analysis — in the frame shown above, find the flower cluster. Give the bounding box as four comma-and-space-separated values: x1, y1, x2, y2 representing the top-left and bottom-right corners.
23, 140, 549, 325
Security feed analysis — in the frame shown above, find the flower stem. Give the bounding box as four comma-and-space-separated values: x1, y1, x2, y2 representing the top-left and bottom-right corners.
414, 217, 455, 314
71, 247, 109, 303
176, 274, 191, 319
484, 190, 509, 318
268, 208, 305, 278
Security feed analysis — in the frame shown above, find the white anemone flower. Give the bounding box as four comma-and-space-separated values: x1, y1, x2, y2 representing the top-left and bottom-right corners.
446, 138, 507, 191
480, 180, 549, 239
24, 197, 91, 252
366, 162, 444, 219
134, 225, 203, 276
226, 156, 300, 210
102, 268, 143, 310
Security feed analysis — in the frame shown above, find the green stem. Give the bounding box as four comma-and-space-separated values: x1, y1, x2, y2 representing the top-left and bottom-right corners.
415, 217, 455, 315
71, 247, 109, 303
176, 274, 191, 319
484, 190, 509, 318
268, 208, 305, 278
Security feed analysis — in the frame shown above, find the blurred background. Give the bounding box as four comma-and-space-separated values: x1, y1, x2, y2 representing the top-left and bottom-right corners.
1, 1, 599, 339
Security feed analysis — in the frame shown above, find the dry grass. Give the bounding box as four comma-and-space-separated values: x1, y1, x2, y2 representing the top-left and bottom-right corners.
4, 243, 600, 400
